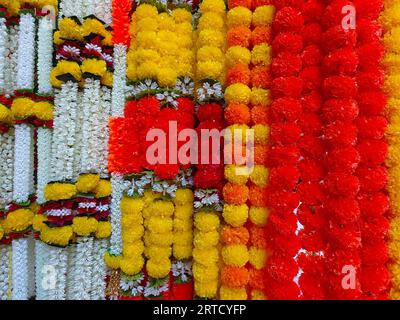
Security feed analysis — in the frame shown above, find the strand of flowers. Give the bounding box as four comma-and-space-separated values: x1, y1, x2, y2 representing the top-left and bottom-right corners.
222, 0, 252, 301
352, 0, 390, 299
0, 131, 14, 209
295, 0, 327, 300
320, 0, 362, 299
58, 0, 83, 21
90, 238, 109, 300
192, 0, 226, 300
264, 3, 304, 300
0, 245, 10, 299
3, 22, 18, 96
0, 16, 7, 91
381, 0, 400, 300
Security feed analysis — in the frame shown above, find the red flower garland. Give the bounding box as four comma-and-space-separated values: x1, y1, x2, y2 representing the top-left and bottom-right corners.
112, 0, 132, 46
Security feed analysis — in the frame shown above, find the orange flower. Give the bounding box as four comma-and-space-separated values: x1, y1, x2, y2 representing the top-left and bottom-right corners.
225, 103, 251, 125
223, 183, 249, 205
254, 145, 268, 165
249, 185, 267, 207
251, 26, 271, 47
250, 225, 267, 249
221, 266, 250, 288
227, 63, 251, 86
224, 143, 250, 165
227, 26, 252, 48
249, 268, 265, 291
251, 105, 268, 125
228, 0, 252, 9
251, 65, 271, 89
221, 226, 250, 245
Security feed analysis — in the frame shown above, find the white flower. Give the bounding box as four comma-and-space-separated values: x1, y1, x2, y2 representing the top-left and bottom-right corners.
37, 16, 54, 95
152, 181, 178, 198
0, 131, 14, 208
112, 44, 127, 117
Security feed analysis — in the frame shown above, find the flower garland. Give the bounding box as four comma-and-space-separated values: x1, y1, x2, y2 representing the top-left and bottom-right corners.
381, 0, 400, 300
0, 244, 10, 300
321, 0, 361, 299
296, 0, 326, 300
192, 0, 226, 300
0, 16, 7, 92
264, 2, 303, 300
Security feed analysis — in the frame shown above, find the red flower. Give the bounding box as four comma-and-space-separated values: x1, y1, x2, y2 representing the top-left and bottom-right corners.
322, 47, 359, 76
265, 254, 299, 283
357, 42, 385, 70
360, 217, 389, 245
273, 0, 305, 10
266, 210, 299, 237
361, 266, 390, 295
361, 241, 389, 266
355, 116, 387, 140
268, 145, 301, 167
325, 198, 361, 225
357, 140, 387, 167
303, 0, 324, 23
302, 23, 322, 47
353, 0, 383, 20
325, 172, 360, 197
300, 66, 322, 93
322, 26, 357, 53
323, 98, 359, 122
324, 121, 358, 148
197, 104, 223, 122
299, 273, 325, 300
323, 76, 357, 99
272, 76, 303, 99
358, 92, 387, 116
357, 68, 385, 91
297, 182, 325, 206
298, 159, 324, 182
177, 97, 195, 114
269, 166, 300, 190
358, 192, 389, 218
272, 52, 302, 77
301, 90, 322, 113
270, 123, 302, 146
357, 166, 388, 192
273, 7, 304, 33
270, 97, 302, 122
302, 45, 323, 67
357, 19, 383, 44
298, 135, 325, 159
272, 32, 303, 54
267, 190, 300, 212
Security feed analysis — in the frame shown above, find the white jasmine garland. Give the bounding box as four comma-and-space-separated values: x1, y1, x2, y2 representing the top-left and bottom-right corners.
90, 239, 109, 300
16, 13, 36, 90
0, 17, 7, 93
37, 17, 54, 95
95, 0, 112, 25
0, 131, 14, 208
80, 78, 102, 173
112, 44, 127, 117
109, 173, 125, 255
68, 237, 94, 300
0, 245, 10, 300
99, 86, 111, 177
4, 24, 19, 95
11, 238, 34, 300
59, 0, 83, 20
51, 82, 79, 182
12, 124, 34, 203
82, 0, 96, 18
34, 240, 46, 300
37, 128, 52, 204
73, 91, 84, 181
43, 245, 68, 300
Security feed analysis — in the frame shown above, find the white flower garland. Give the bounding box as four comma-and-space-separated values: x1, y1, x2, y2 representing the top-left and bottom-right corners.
82, 0, 96, 18
4, 24, 19, 95
16, 13, 36, 90
0, 17, 7, 93
90, 238, 108, 300
99, 86, 111, 177
0, 245, 10, 300
11, 238, 34, 300
51, 82, 79, 182
12, 124, 34, 203
80, 78, 102, 173
42, 245, 68, 300
112, 44, 127, 117
95, 0, 112, 25
37, 127, 52, 204
34, 240, 46, 300
68, 237, 94, 300
109, 173, 124, 255
59, 0, 83, 20
73, 91, 84, 181
37, 17, 54, 95
0, 131, 14, 208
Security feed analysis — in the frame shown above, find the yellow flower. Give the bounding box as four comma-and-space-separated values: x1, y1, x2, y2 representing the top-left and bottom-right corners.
123, 241, 145, 258
226, 46, 251, 68
120, 256, 144, 276
137, 61, 158, 80
200, 0, 226, 16
135, 48, 160, 64
251, 88, 271, 107
383, 53, 400, 73
197, 61, 224, 81
194, 281, 218, 299
82, 18, 108, 39
250, 165, 269, 187
384, 27, 400, 54
172, 8, 192, 23
53, 31, 64, 45
33, 101, 53, 121
72, 216, 98, 236
4, 209, 34, 232
223, 204, 249, 227
81, 59, 107, 78
76, 173, 100, 194
58, 17, 83, 41
174, 218, 192, 232
121, 197, 145, 216
225, 165, 250, 185
137, 30, 158, 49
101, 71, 113, 87
193, 247, 219, 266
104, 251, 121, 270
41, 225, 73, 247
146, 216, 173, 233
198, 12, 225, 31
174, 204, 193, 220
173, 245, 192, 260
222, 245, 249, 267
137, 17, 159, 32
45, 183, 77, 201
122, 225, 145, 243
121, 212, 143, 230
385, 74, 400, 99
147, 258, 171, 279
157, 68, 178, 87
225, 83, 251, 104
94, 179, 111, 198
11, 97, 35, 120
252, 44, 272, 66
194, 212, 220, 232
193, 263, 219, 282
174, 231, 193, 245
227, 7, 252, 28
178, 49, 195, 65
253, 124, 270, 145
0, 103, 12, 124
157, 12, 176, 31
251, 290, 266, 300
220, 286, 247, 300
127, 63, 137, 81
147, 200, 175, 218
145, 246, 171, 260
0, 225, 3, 240
50, 61, 82, 88
95, 221, 111, 239
194, 230, 219, 249
198, 29, 225, 48
249, 207, 269, 226
32, 214, 48, 232
145, 232, 173, 247
249, 247, 267, 270
176, 22, 193, 36
253, 5, 276, 27
174, 189, 194, 205
197, 46, 224, 64
136, 4, 158, 21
